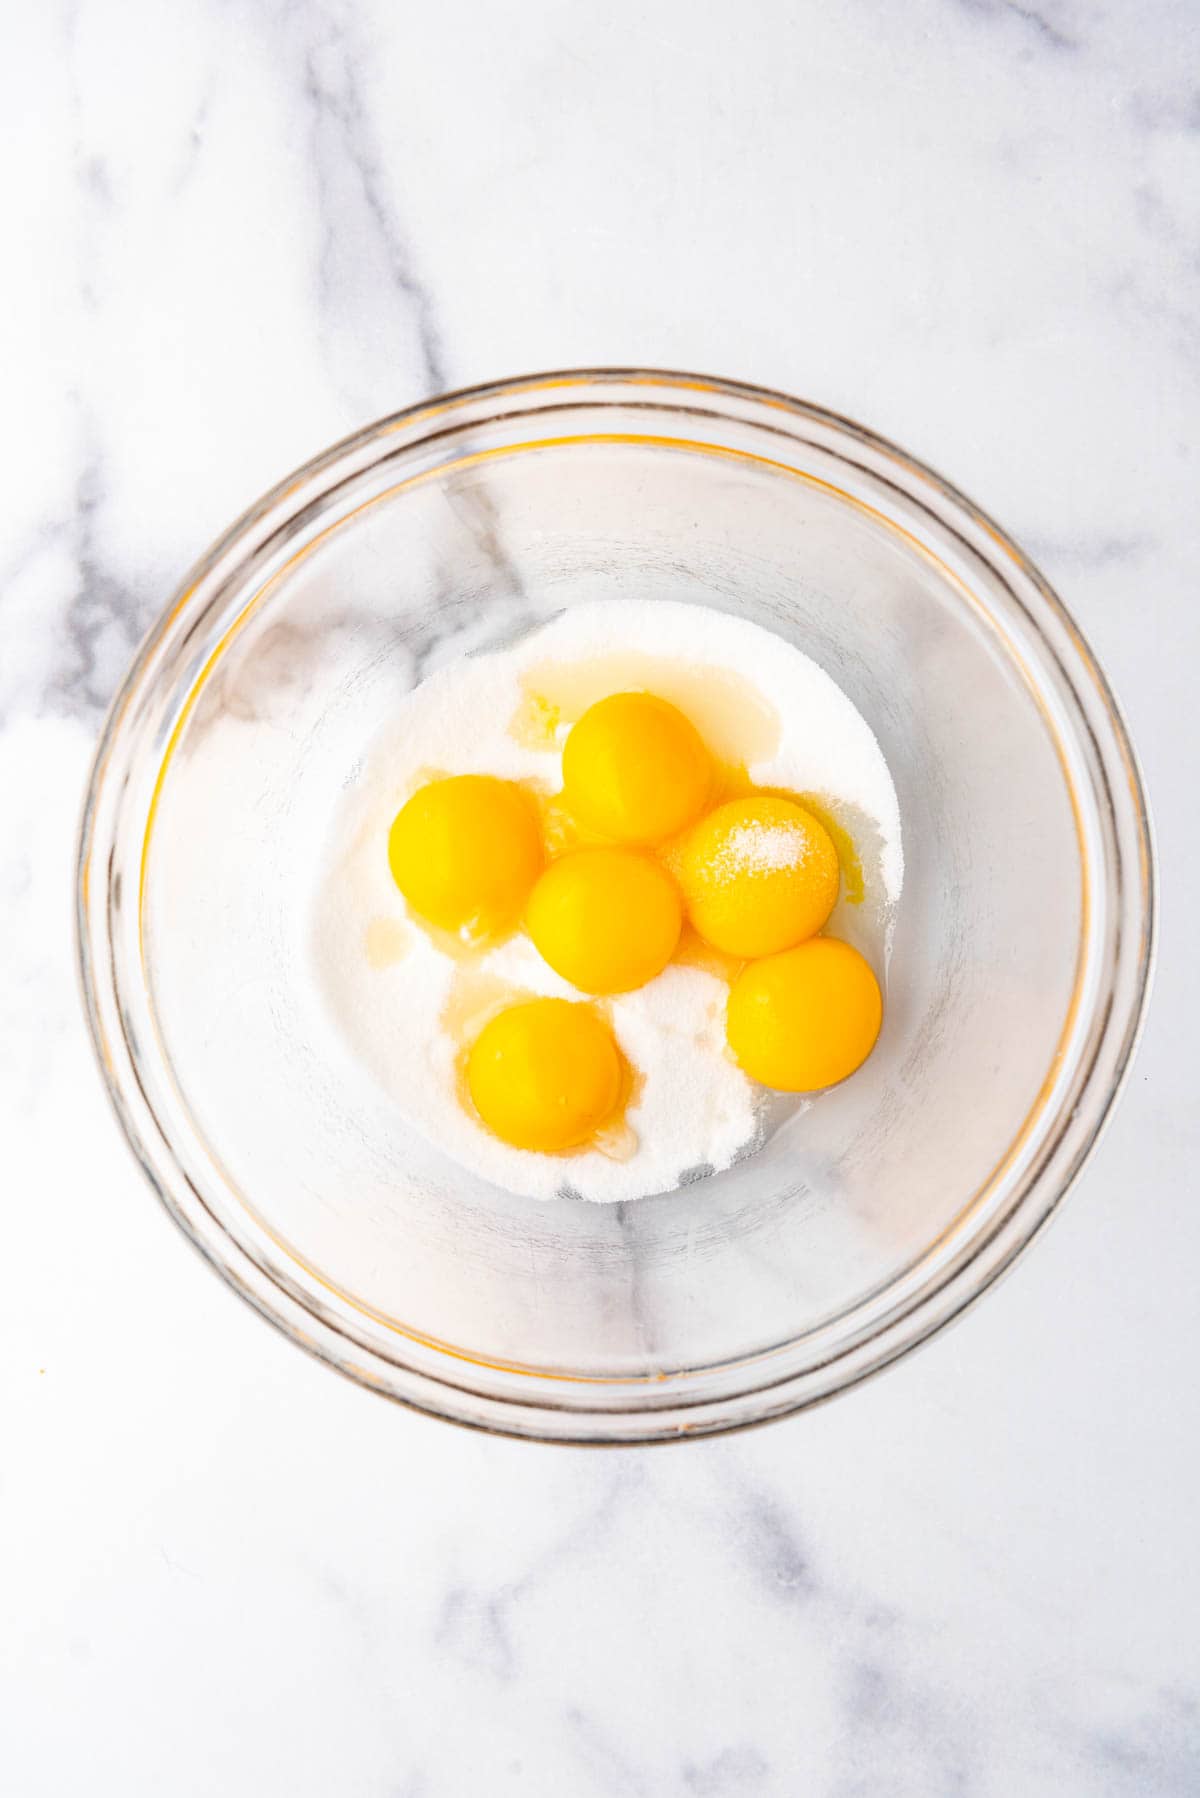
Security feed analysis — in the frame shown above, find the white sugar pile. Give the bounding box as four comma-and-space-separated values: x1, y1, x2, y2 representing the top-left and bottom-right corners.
310, 599, 903, 1203
711, 821, 813, 880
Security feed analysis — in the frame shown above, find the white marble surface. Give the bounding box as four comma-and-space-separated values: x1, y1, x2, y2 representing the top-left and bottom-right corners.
3, 1, 1199, 1791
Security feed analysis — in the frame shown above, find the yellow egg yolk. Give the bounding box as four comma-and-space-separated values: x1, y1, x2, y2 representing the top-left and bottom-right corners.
726, 937, 882, 1091
674, 795, 839, 958
561, 692, 711, 845
388, 774, 542, 941
526, 848, 683, 995
466, 998, 623, 1151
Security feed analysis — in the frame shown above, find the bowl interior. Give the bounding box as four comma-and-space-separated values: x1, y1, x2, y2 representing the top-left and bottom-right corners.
138, 429, 1083, 1381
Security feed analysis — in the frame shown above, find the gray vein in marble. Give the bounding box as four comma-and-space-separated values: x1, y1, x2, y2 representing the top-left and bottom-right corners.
1133, 182, 1188, 249
272, 4, 539, 610
737, 1490, 815, 1600
1074, 1686, 1200, 1795
1025, 532, 1155, 573
171, 76, 216, 197
2, 11, 157, 723
444, 483, 533, 609
48, 439, 150, 718
64, 1, 114, 320
287, 3, 448, 396
3, 419, 157, 725
436, 1582, 516, 1680
831, 1654, 974, 1798
564, 1707, 650, 1798
434, 1464, 639, 1682
34, 0, 533, 737
157, 1545, 203, 1581
682, 1745, 770, 1794
1128, 85, 1200, 136
956, 0, 1078, 53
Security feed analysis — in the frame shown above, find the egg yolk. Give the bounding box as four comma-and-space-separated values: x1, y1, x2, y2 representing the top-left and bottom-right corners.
726, 937, 882, 1091
675, 795, 839, 958
466, 998, 623, 1151
561, 692, 711, 845
388, 774, 542, 940
526, 848, 682, 995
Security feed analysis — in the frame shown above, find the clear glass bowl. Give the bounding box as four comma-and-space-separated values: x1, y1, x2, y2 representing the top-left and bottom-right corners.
76, 371, 1155, 1442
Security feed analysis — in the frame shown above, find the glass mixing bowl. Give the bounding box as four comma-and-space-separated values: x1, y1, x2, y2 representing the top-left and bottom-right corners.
76, 371, 1154, 1442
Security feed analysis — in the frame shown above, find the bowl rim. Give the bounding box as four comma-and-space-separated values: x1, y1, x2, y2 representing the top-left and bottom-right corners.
75, 366, 1157, 1443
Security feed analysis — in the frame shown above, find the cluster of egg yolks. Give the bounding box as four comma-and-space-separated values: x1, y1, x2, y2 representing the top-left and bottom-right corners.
562, 692, 711, 845
527, 847, 682, 995
466, 998, 623, 1151
388, 774, 542, 940
388, 689, 882, 1144
674, 795, 840, 959
726, 937, 882, 1092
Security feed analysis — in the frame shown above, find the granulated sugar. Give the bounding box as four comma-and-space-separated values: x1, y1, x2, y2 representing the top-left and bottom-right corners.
712, 821, 812, 880
310, 599, 903, 1202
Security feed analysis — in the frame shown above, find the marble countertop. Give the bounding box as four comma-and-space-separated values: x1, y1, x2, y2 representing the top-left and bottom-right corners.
4, 2, 1198, 1792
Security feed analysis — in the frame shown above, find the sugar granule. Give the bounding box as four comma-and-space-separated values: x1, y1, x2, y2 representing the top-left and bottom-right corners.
710, 821, 811, 881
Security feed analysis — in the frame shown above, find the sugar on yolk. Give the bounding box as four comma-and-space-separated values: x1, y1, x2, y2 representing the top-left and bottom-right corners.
726, 937, 882, 1092
466, 998, 623, 1151
674, 795, 839, 959
526, 847, 682, 995
388, 774, 542, 941
561, 692, 711, 845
